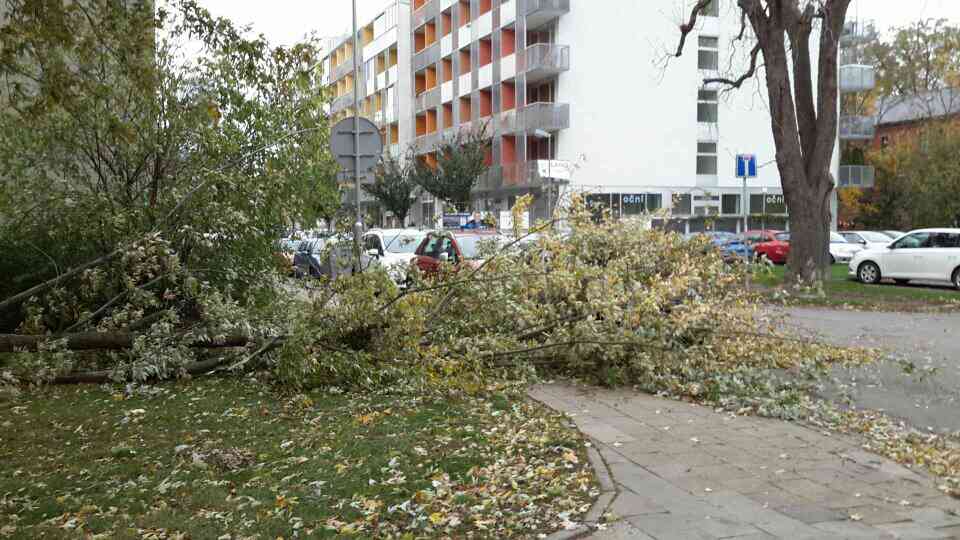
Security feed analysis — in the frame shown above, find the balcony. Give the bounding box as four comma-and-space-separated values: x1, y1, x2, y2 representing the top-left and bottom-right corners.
838, 165, 876, 188
330, 93, 355, 113
333, 57, 354, 81
840, 64, 876, 93
840, 20, 878, 47
839, 116, 876, 140
520, 43, 570, 83
523, 0, 569, 29
415, 87, 442, 113
413, 42, 441, 72
501, 102, 570, 135
475, 160, 563, 193
412, 0, 439, 29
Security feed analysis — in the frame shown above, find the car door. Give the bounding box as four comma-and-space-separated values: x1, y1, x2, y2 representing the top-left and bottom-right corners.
883, 232, 930, 279
361, 235, 382, 271
930, 233, 960, 281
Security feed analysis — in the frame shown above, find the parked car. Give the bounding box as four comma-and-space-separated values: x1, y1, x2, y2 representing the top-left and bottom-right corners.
740, 229, 782, 247
362, 229, 426, 284
828, 232, 863, 264
685, 232, 753, 262
292, 238, 325, 277
412, 231, 505, 277
881, 230, 906, 239
753, 232, 791, 264
849, 228, 960, 289
840, 230, 893, 250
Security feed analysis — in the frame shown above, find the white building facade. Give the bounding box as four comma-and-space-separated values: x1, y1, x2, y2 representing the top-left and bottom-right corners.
330, 0, 844, 232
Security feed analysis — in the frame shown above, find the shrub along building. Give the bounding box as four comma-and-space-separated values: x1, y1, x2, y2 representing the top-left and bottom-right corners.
323, 0, 852, 233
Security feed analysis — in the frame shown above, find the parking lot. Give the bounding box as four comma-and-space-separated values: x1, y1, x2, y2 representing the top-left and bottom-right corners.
781, 306, 960, 433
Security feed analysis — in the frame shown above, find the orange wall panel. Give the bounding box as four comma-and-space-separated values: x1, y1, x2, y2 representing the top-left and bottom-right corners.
502, 29, 516, 57
479, 39, 492, 67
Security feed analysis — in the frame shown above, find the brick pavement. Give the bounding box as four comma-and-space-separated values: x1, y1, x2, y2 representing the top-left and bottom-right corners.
531, 383, 960, 540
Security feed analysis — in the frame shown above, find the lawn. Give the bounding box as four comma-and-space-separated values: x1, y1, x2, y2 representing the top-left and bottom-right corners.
0, 378, 596, 539
753, 264, 960, 310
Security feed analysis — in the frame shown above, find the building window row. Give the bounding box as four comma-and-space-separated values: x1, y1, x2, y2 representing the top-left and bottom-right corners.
698, 36, 719, 71
696, 142, 718, 175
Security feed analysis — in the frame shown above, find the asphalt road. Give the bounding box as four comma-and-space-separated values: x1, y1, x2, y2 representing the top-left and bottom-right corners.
781, 307, 960, 434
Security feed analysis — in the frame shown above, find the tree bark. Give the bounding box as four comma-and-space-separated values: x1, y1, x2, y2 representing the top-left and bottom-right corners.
0, 332, 257, 353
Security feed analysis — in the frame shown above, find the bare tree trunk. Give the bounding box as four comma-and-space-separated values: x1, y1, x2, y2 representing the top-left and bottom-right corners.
784, 175, 833, 282
0, 332, 257, 353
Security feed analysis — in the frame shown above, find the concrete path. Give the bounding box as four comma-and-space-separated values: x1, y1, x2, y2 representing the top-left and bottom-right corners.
781, 307, 960, 434
531, 383, 960, 540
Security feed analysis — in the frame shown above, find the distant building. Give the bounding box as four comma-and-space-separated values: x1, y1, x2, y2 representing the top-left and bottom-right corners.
873, 88, 960, 150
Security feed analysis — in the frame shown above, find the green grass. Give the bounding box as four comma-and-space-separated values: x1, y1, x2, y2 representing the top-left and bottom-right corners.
0, 378, 595, 539
754, 264, 960, 310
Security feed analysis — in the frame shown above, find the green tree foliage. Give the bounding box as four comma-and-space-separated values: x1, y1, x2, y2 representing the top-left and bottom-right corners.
0, 0, 337, 329
363, 152, 420, 226
413, 125, 490, 211
862, 123, 960, 229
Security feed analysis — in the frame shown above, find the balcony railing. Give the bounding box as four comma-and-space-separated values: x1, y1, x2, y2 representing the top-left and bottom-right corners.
524, 0, 570, 29
475, 161, 558, 193
501, 102, 570, 135
415, 86, 441, 113
840, 20, 878, 47
412, 0, 439, 29
520, 43, 570, 83
330, 93, 355, 113
839, 116, 876, 140
839, 64, 876, 93
838, 165, 876, 188
333, 57, 354, 81
413, 42, 441, 72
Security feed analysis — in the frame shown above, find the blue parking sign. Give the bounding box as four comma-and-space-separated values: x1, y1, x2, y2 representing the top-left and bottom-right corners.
736, 154, 757, 178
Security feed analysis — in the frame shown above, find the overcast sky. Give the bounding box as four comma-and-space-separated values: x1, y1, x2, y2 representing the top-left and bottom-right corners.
192, 0, 960, 48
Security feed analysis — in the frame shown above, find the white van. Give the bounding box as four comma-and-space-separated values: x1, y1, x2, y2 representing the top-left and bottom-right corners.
849, 228, 960, 289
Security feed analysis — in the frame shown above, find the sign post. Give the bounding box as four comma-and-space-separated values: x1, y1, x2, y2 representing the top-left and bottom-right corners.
735, 154, 757, 233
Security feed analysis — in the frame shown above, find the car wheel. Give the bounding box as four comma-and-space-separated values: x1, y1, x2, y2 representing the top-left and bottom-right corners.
858, 261, 881, 285
894, 279, 909, 285
953, 267, 960, 291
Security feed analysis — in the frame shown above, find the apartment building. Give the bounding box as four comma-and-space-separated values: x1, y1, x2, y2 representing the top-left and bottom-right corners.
332, 1, 844, 232
321, 0, 414, 222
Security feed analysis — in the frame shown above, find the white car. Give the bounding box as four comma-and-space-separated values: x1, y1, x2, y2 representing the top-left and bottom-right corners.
841, 230, 896, 250
362, 229, 426, 284
849, 228, 960, 289
828, 232, 863, 264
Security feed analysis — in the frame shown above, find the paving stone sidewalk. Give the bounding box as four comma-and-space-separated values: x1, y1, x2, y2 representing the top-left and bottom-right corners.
531, 383, 960, 540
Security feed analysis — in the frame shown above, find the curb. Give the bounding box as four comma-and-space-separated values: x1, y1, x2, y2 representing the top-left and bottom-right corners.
545, 439, 620, 540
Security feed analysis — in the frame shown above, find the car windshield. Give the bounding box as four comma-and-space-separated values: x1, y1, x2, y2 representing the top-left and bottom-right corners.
455, 235, 501, 259
861, 232, 891, 242
830, 232, 847, 243
383, 233, 424, 254
775, 232, 790, 241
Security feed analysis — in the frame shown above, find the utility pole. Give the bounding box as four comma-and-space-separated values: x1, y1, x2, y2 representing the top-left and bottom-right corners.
351, 0, 363, 269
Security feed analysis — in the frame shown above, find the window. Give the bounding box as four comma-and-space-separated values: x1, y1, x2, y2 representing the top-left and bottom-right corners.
672, 194, 692, 215
894, 232, 932, 249
698, 36, 719, 70
364, 59, 374, 81
703, 0, 719, 17
696, 142, 718, 175
697, 89, 718, 123
363, 235, 382, 254
721, 194, 739, 215
646, 194, 663, 211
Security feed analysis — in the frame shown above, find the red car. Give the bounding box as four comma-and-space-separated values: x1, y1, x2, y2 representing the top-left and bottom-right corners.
752, 231, 791, 264
412, 231, 503, 277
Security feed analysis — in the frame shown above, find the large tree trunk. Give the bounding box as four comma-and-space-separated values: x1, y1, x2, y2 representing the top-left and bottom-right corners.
784, 173, 833, 282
